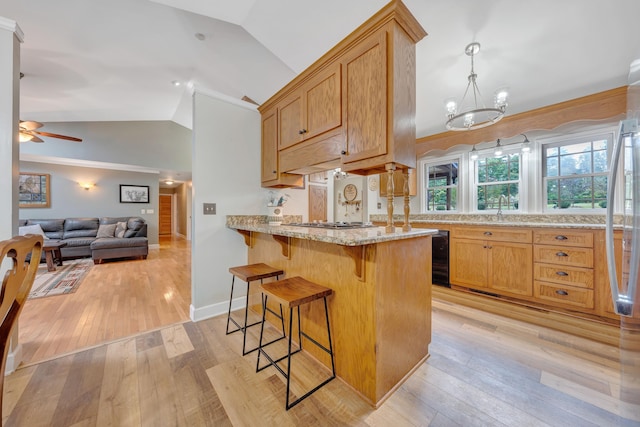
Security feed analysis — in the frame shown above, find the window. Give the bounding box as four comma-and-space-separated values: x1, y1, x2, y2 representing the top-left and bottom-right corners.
424, 161, 458, 211
475, 153, 520, 211
543, 132, 611, 210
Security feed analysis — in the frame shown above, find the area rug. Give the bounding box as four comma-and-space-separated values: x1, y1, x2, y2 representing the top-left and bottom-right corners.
29, 258, 93, 299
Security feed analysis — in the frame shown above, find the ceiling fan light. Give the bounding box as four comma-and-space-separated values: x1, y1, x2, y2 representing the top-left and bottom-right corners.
19, 132, 33, 142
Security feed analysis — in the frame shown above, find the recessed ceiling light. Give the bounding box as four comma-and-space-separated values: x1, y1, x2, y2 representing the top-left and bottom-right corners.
171, 80, 181, 87
165, 180, 174, 185
195, 33, 205, 41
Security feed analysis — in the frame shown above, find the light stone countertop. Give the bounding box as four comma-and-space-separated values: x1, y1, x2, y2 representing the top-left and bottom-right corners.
226, 216, 437, 246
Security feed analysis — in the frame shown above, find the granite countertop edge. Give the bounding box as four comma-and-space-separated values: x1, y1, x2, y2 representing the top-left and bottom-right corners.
226, 222, 438, 246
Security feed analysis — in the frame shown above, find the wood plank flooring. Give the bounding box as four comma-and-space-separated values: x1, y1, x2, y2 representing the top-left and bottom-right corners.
5, 254, 638, 427
18, 235, 191, 366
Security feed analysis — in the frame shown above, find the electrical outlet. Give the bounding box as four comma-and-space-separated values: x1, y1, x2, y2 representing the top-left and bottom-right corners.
377, 202, 382, 209
203, 203, 216, 215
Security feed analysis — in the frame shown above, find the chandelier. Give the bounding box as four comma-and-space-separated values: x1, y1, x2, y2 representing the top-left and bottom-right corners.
445, 42, 508, 131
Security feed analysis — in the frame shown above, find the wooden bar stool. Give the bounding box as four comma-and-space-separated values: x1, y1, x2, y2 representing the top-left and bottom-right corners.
256, 276, 335, 410
226, 263, 286, 355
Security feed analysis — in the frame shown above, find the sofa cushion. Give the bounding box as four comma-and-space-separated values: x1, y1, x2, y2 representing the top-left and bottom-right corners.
63, 218, 99, 239
18, 224, 50, 240
96, 223, 117, 238
63, 236, 97, 247
26, 219, 64, 239
115, 221, 127, 238
91, 237, 148, 250
99, 216, 132, 225
125, 217, 145, 238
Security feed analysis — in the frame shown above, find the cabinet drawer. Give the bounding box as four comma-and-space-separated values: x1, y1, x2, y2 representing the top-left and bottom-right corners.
533, 229, 594, 247
534, 281, 594, 309
533, 245, 593, 268
533, 263, 594, 289
452, 227, 532, 243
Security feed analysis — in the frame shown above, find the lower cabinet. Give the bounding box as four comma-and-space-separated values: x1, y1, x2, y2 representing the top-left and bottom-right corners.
450, 226, 533, 297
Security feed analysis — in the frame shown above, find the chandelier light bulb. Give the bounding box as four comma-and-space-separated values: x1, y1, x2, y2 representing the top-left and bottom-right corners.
445, 99, 457, 117
494, 88, 509, 110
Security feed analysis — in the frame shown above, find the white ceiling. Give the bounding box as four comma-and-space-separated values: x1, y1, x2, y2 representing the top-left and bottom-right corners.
3, 0, 640, 175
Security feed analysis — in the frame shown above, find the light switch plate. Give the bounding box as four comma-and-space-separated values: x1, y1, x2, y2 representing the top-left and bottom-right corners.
203, 203, 216, 215
147, 209, 154, 214
140, 209, 146, 214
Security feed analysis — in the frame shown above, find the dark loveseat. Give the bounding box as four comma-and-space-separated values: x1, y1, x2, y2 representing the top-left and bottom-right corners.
19, 217, 148, 264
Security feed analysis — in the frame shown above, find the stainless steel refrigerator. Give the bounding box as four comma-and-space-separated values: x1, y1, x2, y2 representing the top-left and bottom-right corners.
606, 59, 640, 423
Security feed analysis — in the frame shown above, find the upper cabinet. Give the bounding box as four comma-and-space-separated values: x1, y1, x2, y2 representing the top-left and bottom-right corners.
261, 106, 304, 188
279, 63, 342, 150
259, 0, 426, 188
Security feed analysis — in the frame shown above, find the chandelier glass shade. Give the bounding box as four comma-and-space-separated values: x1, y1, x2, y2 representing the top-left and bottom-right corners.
446, 42, 508, 131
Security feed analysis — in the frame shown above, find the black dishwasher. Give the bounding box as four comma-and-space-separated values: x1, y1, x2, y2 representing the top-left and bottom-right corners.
432, 230, 450, 287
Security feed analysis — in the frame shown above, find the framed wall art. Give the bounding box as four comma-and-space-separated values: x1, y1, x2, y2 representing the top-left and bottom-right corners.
19, 173, 50, 208
120, 184, 149, 203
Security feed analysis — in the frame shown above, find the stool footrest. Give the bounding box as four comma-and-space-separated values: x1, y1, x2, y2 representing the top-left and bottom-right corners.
300, 331, 332, 356
256, 345, 302, 373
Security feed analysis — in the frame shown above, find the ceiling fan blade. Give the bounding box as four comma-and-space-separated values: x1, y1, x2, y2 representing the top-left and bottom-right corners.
20, 120, 43, 130
30, 135, 44, 143
32, 130, 83, 142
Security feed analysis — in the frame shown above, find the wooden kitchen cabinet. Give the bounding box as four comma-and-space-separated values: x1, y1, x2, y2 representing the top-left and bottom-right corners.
450, 226, 533, 297
258, 0, 426, 187
261, 107, 304, 188
278, 62, 342, 150
533, 229, 595, 311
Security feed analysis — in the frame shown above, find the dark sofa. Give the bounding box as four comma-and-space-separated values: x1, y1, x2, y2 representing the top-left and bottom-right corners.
19, 217, 148, 264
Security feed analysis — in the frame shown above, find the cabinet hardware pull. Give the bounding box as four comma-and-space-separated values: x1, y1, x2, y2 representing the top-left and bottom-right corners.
486, 245, 492, 249
556, 271, 569, 276
555, 235, 568, 240
272, 170, 277, 174
341, 150, 347, 155
556, 251, 568, 257
484, 231, 492, 236
555, 289, 569, 296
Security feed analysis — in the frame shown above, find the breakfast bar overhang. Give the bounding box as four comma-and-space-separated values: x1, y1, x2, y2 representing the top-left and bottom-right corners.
228, 217, 437, 406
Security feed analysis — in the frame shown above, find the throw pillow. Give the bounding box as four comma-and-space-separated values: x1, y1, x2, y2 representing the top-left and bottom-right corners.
115, 221, 127, 238
18, 224, 49, 240
96, 223, 117, 238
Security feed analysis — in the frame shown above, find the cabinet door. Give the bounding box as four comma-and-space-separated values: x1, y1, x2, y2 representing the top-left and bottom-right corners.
451, 238, 488, 288
489, 242, 533, 296
261, 108, 278, 182
304, 63, 342, 140
341, 30, 387, 163
279, 94, 303, 149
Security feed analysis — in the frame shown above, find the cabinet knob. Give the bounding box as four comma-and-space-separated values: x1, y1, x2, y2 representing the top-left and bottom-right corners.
484, 231, 492, 236
556, 271, 569, 276
272, 170, 277, 174
556, 251, 568, 257
555, 289, 569, 296
555, 235, 568, 240
298, 129, 307, 135
341, 150, 347, 155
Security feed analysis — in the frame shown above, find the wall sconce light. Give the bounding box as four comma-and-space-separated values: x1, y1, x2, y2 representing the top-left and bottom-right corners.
80, 182, 94, 190
493, 139, 504, 157
520, 134, 531, 153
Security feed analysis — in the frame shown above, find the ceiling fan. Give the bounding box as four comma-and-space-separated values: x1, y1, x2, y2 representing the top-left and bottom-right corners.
19, 120, 82, 143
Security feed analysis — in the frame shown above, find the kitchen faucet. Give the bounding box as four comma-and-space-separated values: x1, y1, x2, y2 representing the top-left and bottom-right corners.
497, 195, 508, 221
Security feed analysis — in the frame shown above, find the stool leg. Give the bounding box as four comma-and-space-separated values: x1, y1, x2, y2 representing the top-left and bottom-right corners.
324, 296, 336, 377
285, 306, 294, 410
241, 280, 252, 355
296, 306, 302, 350
225, 275, 237, 335
256, 294, 268, 371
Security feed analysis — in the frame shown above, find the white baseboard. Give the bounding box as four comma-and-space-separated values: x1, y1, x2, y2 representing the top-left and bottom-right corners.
190, 296, 245, 322
5, 343, 22, 375
149, 243, 160, 250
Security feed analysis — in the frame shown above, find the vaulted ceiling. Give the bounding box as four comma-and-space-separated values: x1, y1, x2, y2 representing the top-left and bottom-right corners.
3, 0, 640, 140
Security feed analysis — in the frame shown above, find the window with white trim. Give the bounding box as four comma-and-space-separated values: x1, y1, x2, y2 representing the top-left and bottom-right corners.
542, 132, 611, 210
475, 152, 521, 211
423, 161, 459, 211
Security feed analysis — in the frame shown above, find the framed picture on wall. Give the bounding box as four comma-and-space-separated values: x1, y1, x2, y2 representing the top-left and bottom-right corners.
19, 173, 50, 208
120, 184, 149, 203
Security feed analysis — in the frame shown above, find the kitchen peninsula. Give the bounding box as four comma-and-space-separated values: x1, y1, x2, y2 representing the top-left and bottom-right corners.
227, 216, 437, 406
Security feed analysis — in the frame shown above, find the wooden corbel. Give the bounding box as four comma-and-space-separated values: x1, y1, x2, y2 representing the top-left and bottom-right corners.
342, 245, 365, 281
236, 230, 253, 248
271, 235, 291, 259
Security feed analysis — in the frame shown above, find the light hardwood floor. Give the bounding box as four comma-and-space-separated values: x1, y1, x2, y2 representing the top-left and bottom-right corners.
18, 235, 191, 366
5, 237, 637, 426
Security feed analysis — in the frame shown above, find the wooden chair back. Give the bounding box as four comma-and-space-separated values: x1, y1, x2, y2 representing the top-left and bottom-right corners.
0, 234, 42, 420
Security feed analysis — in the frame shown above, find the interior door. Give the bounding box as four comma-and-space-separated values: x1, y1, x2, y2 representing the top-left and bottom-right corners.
308, 184, 327, 222
159, 194, 172, 235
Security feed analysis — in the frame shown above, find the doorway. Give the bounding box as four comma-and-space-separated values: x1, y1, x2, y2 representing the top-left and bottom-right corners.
159, 194, 173, 235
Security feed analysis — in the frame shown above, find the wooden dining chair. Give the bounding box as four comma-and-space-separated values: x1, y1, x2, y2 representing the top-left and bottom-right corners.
0, 234, 42, 420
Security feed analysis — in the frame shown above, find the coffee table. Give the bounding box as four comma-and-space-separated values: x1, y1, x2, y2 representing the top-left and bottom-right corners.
43, 241, 67, 272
